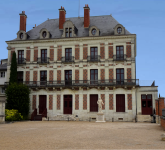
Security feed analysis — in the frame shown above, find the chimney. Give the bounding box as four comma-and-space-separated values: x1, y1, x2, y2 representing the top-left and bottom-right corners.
84, 4, 90, 28
59, 6, 66, 30
19, 11, 27, 32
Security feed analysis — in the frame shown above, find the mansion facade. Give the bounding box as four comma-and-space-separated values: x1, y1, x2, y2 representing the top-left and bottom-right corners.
5, 5, 158, 121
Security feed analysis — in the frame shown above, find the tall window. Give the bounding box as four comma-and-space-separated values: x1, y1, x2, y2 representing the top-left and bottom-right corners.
116, 46, 124, 60
40, 71, 47, 85
41, 49, 47, 63
90, 47, 98, 61
116, 69, 124, 85
65, 70, 72, 85
1, 87, 5, 94
18, 50, 24, 64
0, 72, 5, 78
65, 28, 72, 37
90, 69, 98, 84
65, 48, 72, 61
17, 72, 23, 83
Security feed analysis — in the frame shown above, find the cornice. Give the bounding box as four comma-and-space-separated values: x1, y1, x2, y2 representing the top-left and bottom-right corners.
6, 34, 136, 45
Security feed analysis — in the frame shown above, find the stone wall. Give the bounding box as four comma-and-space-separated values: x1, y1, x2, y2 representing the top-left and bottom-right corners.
0, 99, 5, 123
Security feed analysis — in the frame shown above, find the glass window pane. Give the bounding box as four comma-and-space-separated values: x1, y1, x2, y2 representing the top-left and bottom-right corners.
117, 74, 120, 79
91, 74, 94, 80
117, 47, 119, 50
70, 32, 72, 37
148, 101, 152, 108
142, 101, 146, 107
142, 95, 146, 99
121, 69, 124, 73
69, 28, 72, 31
147, 95, 152, 99
91, 70, 94, 74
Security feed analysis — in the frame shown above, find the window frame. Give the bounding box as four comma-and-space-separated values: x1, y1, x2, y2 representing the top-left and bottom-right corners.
17, 71, 23, 83
116, 68, 124, 85
90, 47, 98, 60
116, 46, 124, 60
0, 72, 5, 78
1, 87, 5, 94
41, 49, 47, 62
18, 50, 24, 64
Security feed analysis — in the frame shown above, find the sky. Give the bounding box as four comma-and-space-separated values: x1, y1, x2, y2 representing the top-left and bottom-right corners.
0, 0, 165, 96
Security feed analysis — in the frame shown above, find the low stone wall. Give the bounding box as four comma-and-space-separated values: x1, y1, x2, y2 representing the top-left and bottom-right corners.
161, 117, 165, 130
0, 100, 5, 124
137, 115, 151, 122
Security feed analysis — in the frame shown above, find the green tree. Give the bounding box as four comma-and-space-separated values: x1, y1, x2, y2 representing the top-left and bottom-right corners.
6, 83, 30, 119
9, 52, 17, 84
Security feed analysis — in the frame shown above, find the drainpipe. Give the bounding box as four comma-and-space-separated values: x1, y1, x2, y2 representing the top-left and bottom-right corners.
135, 88, 137, 122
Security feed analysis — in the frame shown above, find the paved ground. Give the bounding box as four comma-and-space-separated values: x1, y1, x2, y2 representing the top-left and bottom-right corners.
0, 121, 164, 149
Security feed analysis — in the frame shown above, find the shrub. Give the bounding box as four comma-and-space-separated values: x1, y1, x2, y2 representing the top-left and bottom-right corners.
5, 83, 30, 119
5, 109, 23, 121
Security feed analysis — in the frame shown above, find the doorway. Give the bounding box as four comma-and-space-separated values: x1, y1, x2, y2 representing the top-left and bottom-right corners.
141, 95, 152, 115
39, 95, 46, 114
90, 95, 98, 112
64, 95, 72, 114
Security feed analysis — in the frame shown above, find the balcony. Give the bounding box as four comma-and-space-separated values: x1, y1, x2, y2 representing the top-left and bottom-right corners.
17, 58, 26, 64
4, 79, 139, 88
113, 54, 126, 61
61, 56, 74, 63
37, 57, 50, 64
87, 55, 100, 62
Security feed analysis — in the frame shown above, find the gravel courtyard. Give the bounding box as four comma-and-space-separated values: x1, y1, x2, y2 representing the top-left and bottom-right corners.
0, 121, 164, 149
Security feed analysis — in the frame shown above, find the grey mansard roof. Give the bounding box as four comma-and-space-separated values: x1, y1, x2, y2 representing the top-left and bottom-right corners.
0, 63, 7, 71
12, 15, 132, 41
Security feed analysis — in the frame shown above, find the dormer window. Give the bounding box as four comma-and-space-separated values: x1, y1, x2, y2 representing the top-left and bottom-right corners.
62, 20, 77, 38
65, 28, 68, 37
91, 28, 96, 35
89, 26, 100, 36
69, 28, 72, 37
117, 27, 122, 34
42, 31, 47, 38
114, 24, 125, 35
39, 28, 50, 39
20, 33, 23, 39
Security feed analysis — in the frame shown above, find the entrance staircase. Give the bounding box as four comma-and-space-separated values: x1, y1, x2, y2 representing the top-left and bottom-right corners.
31, 108, 47, 121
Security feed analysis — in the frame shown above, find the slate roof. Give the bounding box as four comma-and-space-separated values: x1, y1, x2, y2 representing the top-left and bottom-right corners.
11, 15, 132, 41
0, 63, 7, 71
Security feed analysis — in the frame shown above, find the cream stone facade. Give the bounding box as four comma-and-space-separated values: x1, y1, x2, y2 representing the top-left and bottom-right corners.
5, 6, 158, 121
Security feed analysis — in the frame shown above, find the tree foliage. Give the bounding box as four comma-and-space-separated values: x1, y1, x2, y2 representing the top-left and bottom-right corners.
5, 83, 30, 119
9, 52, 17, 84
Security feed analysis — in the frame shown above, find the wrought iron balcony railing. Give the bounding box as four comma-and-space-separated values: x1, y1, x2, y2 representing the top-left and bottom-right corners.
87, 55, 100, 62
61, 56, 74, 63
113, 54, 127, 61
4, 79, 139, 88
17, 58, 26, 64
37, 57, 50, 64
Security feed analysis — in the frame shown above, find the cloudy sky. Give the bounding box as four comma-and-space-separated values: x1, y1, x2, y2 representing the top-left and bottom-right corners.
0, 0, 165, 96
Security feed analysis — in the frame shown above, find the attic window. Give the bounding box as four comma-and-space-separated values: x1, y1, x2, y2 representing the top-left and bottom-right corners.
42, 31, 47, 38
65, 28, 68, 37
91, 28, 96, 35
117, 27, 122, 34
69, 28, 72, 37
20, 33, 23, 39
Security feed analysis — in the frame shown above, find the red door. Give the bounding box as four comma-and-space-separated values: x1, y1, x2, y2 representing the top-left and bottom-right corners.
39, 95, 46, 114
90, 95, 98, 112
116, 94, 125, 112
141, 95, 152, 115
64, 95, 72, 114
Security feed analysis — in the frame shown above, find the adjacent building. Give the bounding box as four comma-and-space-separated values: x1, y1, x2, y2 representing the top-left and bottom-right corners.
0, 59, 7, 123
5, 5, 158, 121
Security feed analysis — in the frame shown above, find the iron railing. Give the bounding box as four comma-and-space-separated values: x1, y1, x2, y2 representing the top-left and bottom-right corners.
61, 56, 74, 63
17, 58, 26, 64
113, 54, 127, 61
4, 79, 139, 88
87, 55, 100, 62
37, 57, 50, 64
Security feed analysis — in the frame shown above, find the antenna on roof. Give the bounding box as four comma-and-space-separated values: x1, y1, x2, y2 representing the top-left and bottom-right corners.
78, 0, 80, 18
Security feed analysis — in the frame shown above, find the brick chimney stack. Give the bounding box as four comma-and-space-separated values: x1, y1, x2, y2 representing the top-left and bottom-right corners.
19, 11, 27, 32
84, 4, 90, 28
59, 6, 66, 30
